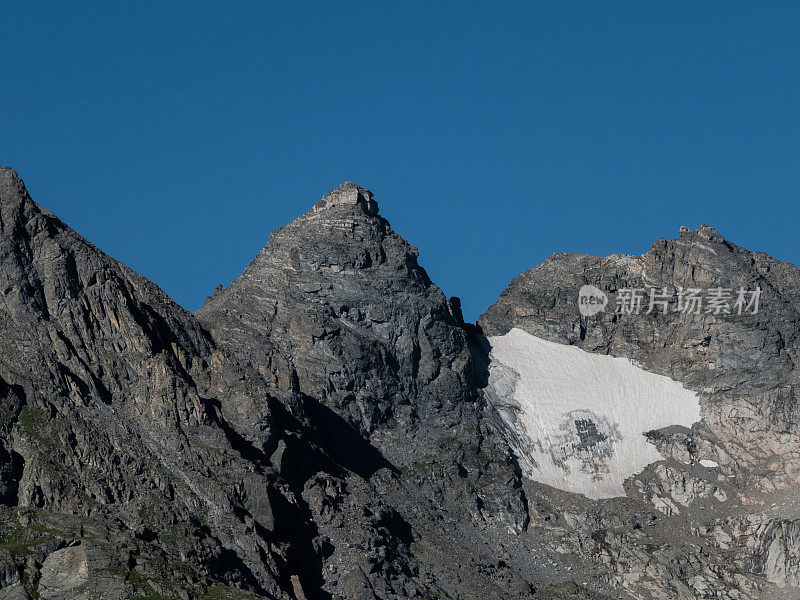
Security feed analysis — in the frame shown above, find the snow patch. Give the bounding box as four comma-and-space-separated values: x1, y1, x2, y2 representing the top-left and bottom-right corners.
486, 328, 701, 499
699, 459, 719, 468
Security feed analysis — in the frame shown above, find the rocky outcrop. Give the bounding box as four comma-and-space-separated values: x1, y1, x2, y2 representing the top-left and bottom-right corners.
0, 166, 312, 597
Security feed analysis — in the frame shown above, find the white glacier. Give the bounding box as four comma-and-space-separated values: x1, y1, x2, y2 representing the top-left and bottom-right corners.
486, 328, 701, 499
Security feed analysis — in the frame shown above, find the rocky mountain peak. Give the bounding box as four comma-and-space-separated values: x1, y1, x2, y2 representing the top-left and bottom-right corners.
198, 181, 474, 434
0, 167, 62, 245
0, 166, 20, 181
313, 181, 378, 216
0, 166, 30, 209
676, 223, 725, 242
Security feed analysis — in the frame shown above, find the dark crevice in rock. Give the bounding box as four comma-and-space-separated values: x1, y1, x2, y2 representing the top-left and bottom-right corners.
268, 487, 332, 600
464, 324, 491, 390
202, 395, 338, 598
186, 518, 268, 595
201, 396, 271, 468
0, 448, 24, 506
0, 376, 26, 506
292, 393, 397, 480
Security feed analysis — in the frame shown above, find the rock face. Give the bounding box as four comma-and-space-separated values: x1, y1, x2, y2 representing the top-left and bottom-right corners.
38, 546, 89, 599
0, 172, 561, 600
197, 181, 533, 597
197, 181, 471, 437
0, 166, 311, 598
4, 169, 800, 599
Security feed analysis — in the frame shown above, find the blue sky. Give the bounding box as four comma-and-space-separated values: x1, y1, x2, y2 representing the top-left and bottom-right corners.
2, 2, 799, 322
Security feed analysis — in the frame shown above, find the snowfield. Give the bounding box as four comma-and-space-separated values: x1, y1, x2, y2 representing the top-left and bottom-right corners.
486, 328, 701, 499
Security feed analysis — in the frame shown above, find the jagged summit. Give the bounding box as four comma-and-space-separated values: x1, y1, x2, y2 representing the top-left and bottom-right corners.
313, 181, 378, 216
0, 167, 29, 206
677, 223, 725, 242
197, 181, 470, 434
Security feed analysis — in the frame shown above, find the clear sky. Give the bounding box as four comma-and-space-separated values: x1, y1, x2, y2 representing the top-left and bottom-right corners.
2, 2, 799, 322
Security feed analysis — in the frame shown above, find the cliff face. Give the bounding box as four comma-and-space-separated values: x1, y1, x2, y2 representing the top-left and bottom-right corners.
196, 181, 533, 598
3, 170, 800, 600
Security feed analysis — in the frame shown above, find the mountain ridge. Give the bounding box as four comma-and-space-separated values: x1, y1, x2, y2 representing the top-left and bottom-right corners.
1, 169, 800, 599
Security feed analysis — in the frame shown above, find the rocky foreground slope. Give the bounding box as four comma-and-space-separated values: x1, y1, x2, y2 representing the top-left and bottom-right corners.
1, 169, 799, 599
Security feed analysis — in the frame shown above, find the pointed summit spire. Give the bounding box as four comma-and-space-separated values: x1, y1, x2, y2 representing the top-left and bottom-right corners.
313, 181, 378, 216
0, 166, 20, 181
1, 167, 42, 234
0, 166, 28, 206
